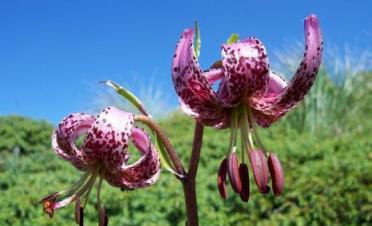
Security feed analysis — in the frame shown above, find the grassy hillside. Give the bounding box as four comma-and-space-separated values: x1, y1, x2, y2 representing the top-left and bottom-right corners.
0, 107, 371, 226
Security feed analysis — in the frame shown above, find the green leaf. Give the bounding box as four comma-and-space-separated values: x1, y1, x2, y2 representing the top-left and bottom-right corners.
226, 33, 239, 44
193, 21, 201, 59
102, 80, 148, 116
154, 134, 179, 176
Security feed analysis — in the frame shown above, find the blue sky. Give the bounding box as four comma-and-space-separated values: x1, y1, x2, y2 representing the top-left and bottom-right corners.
1, 0, 371, 124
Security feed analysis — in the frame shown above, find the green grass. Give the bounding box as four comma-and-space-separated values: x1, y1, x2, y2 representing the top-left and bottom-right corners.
0, 105, 371, 225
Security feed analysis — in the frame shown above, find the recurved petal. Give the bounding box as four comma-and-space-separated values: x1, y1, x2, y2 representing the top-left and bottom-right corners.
266, 71, 288, 97
52, 113, 95, 170
131, 127, 150, 155
204, 68, 224, 85
249, 71, 287, 110
219, 37, 269, 106
249, 72, 288, 127
250, 15, 323, 127
179, 98, 228, 129
104, 130, 160, 189
82, 106, 134, 171
172, 28, 225, 125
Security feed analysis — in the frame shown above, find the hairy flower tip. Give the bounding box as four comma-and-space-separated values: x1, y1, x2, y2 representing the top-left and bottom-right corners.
268, 153, 284, 196
228, 151, 242, 194
239, 163, 250, 202
249, 150, 270, 194
217, 158, 228, 200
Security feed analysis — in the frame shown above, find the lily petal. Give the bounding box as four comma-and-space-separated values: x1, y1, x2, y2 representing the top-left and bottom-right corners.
204, 68, 224, 85
105, 129, 160, 189
266, 71, 288, 96
219, 37, 269, 106
250, 15, 323, 127
82, 106, 134, 171
172, 29, 226, 126
52, 113, 95, 170
180, 96, 228, 129
131, 127, 149, 155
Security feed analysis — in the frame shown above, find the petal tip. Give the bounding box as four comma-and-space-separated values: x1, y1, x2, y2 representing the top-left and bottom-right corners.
305, 14, 320, 28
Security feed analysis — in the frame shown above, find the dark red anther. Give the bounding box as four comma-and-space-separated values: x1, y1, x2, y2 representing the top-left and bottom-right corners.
268, 153, 284, 196
239, 163, 250, 202
228, 151, 242, 194
42, 198, 56, 218
217, 157, 228, 200
249, 150, 270, 194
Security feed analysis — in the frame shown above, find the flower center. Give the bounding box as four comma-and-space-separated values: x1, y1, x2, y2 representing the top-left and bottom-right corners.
227, 104, 267, 160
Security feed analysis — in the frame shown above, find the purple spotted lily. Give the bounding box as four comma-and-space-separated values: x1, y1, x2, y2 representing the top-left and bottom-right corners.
172, 15, 322, 200
41, 106, 160, 225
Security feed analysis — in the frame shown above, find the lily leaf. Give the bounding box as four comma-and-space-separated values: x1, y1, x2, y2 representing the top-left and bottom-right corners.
194, 20, 201, 59
154, 133, 181, 176
102, 80, 149, 116
226, 33, 239, 44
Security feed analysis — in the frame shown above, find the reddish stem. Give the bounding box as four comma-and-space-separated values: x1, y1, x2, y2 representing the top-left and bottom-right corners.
182, 122, 204, 226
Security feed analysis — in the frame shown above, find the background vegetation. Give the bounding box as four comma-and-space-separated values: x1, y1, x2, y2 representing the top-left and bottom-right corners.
0, 60, 371, 225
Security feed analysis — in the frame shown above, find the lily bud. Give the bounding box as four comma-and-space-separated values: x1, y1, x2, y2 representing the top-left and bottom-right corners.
249, 150, 270, 194
217, 158, 228, 200
239, 163, 250, 202
228, 151, 242, 194
268, 153, 284, 196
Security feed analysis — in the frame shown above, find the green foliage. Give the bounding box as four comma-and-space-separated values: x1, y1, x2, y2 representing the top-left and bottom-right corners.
283, 70, 371, 135
275, 47, 371, 135
0, 116, 53, 156
0, 104, 371, 225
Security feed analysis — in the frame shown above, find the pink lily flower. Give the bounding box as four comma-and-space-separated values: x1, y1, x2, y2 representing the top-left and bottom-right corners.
41, 106, 160, 225
172, 15, 322, 200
